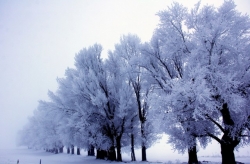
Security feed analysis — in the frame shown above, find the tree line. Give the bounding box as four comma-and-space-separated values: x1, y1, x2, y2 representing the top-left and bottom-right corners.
18, 1, 250, 164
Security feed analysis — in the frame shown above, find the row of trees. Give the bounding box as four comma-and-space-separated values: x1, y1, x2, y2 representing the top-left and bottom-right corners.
18, 1, 250, 164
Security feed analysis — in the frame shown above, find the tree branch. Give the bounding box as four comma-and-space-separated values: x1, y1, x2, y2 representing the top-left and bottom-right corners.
207, 132, 221, 144
205, 114, 225, 133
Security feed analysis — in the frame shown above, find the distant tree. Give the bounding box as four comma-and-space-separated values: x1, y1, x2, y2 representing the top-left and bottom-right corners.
18, 101, 63, 152
18, 116, 38, 149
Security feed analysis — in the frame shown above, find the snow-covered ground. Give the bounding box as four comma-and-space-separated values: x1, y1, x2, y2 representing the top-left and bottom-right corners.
0, 146, 249, 164
1, 137, 249, 164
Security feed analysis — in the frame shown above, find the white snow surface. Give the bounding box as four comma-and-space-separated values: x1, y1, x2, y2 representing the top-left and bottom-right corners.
1, 136, 250, 163
0, 147, 249, 164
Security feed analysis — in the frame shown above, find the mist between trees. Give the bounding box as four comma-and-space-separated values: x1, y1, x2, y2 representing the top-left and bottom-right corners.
18, 1, 250, 164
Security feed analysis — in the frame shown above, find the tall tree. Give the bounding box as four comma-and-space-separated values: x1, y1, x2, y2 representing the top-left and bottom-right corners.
144, 1, 250, 164
185, 1, 250, 163
110, 34, 158, 161
72, 44, 138, 161
70, 44, 114, 159
141, 2, 202, 163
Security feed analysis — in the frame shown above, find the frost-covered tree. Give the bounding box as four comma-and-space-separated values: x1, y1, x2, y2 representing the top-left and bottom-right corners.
18, 114, 41, 149
143, 1, 250, 164
71, 44, 115, 159
52, 69, 90, 154
107, 54, 141, 161
105, 52, 139, 161
69, 44, 138, 161
110, 34, 159, 161
18, 101, 63, 153
141, 2, 204, 163
151, 67, 217, 164
185, 1, 250, 163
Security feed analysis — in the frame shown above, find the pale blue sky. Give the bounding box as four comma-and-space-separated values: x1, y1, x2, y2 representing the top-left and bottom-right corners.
0, 0, 249, 155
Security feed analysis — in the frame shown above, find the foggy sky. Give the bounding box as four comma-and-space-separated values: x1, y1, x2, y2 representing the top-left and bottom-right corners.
0, 0, 249, 155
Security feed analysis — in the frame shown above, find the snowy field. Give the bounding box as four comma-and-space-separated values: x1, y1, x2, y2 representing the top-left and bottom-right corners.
1, 140, 250, 164
1, 148, 250, 164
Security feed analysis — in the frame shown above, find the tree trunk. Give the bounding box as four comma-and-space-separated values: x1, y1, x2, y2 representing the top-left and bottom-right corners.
54, 148, 58, 154
71, 145, 74, 154
96, 150, 107, 159
141, 122, 147, 161
96, 150, 101, 159
134, 83, 148, 161
88, 145, 95, 156
116, 136, 122, 161
59, 146, 63, 153
221, 142, 236, 164
220, 103, 240, 164
77, 147, 80, 155
131, 134, 136, 161
107, 146, 116, 161
67, 147, 70, 154
141, 145, 147, 161
220, 133, 240, 164
188, 146, 198, 164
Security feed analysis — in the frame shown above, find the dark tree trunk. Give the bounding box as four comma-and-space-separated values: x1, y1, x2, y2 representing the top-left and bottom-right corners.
77, 147, 80, 155
220, 103, 240, 164
107, 146, 116, 161
54, 148, 58, 154
96, 150, 101, 159
88, 145, 95, 156
221, 142, 236, 164
96, 150, 107, 159
116, 136, 122, 161
220, 133, 240, 164
141, 123, 147, 161
71, 145, 74, 154
141, 145, 147, 161
67, 147, 70, 154
131, 134, 136, 161
134, 82, 148, 162
188, 146, 198, 164
59, 146, 63, 153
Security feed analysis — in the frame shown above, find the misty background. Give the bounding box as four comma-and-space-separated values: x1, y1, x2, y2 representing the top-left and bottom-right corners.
0, 0, 250, 154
